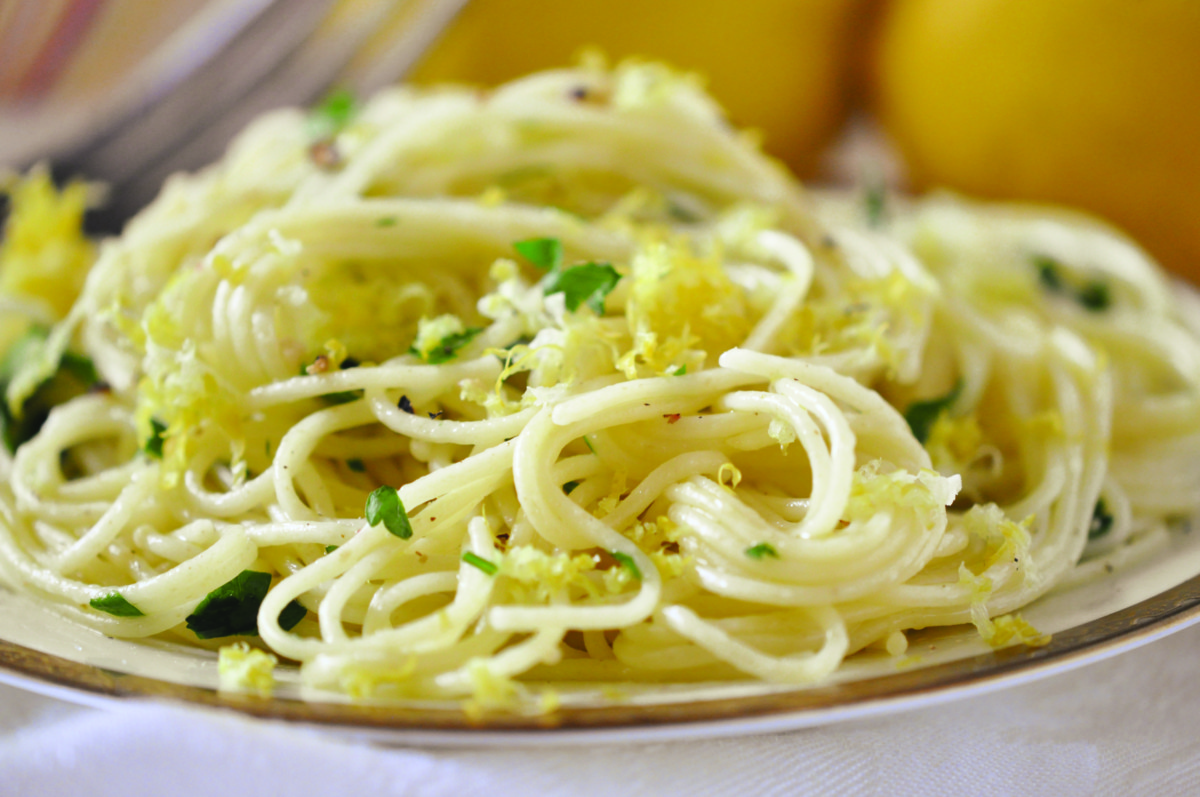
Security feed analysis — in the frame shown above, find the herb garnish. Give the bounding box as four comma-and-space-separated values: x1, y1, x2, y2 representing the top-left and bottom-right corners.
904, 380, 964, 445
365, 485, 413, 539
0, 327, 99, 453
185, 571, 305, 639
1033, 255, 1112, 312
346, 458, 365, 472
1077, 281, 1111, 311
1034, 255, 1064, 292
409, 327, 483, 365
514, 237, 563, 271
462, 551, 499, 576
563, 480, 580, 495
90, 593, 144, 617
744, 543, 779, 560
310, 88, 357, 135
325, 545, 339, 554
143, 419, 168, 459
865, 182, 886, 228
514, 237, 620, 314
544, 261, 620, 314
1089, 499, 1114, 540
611, 551, 642, 580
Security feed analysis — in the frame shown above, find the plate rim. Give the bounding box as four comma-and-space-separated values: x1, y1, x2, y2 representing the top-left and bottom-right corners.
3, 572, 1199, 743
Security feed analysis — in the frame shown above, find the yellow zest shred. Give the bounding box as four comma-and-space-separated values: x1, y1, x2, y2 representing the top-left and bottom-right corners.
217, 642, 278, 697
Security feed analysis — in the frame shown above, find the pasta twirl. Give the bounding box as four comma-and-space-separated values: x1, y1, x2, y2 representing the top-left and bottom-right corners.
1, 61, 1198, 709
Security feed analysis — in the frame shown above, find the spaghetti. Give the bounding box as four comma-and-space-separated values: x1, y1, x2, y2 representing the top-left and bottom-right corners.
1, 60, 1198, 708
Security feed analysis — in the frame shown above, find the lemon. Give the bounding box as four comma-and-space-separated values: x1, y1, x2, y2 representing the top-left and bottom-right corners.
411, 0, 869, 177
872, 0, 1200, 276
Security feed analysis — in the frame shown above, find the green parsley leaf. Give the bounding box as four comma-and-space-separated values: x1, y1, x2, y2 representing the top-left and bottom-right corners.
583, 435, 597, 455
1034, 255, 1064, 292
90, 593, 144, 617
58, 351, 98, 386
744, 543, 779, 560
462, 551, 499, 576
1034, 255, 1112, 312
0, 326, 99, 453
143, 419, 167, 459
611, 550, 642, 580
514, 237, 563, 271
311, 88, 357, 133
279, 600, 307, 631
322, 390, 362, 405
346, 458, 366, 472
563, 480, 580, 495
325, 544, 339, 553
671, 365, 687, 376
865, 182, 886, 228
1089, 499, 1115, 540
1078, 281, 1111, 312
544, 261, 620, 314
903, 380, 964, 445
185, 571, 272, 639
409, 327, 483, 365
365, 485, 413, 539
666, 199, 702, 224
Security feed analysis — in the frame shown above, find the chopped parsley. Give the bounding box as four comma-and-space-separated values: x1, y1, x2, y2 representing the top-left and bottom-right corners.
325, 544, 339, 553
185, 571, 305, 639
462, 551, 499, 576
1033, 255, 1112, 312
365, 485, 413, 539
666, 198, 702, 224
744, 543, 779, 560
322, 389, 362, 405
611, 550, 642, 580
1034, 255, 1064, 292
59, 351, 98, 385
0, 326, 99, 453
513, 237, 619, 314
310, 88, 357, 135
89, 593, 144, 617
1089, 498, 1115, 540
346, 458, 365, 472
864, 182, 886, 228
904, 379, 964, 445
409, 327, 483, 365
544, 261, 620, 314
1077, 281, 1111, 311
583, 435, 597, 455
563, 480, 580, 495
143, 419, 168, 459
278, 600, 308, 631
514, 237, 563, 271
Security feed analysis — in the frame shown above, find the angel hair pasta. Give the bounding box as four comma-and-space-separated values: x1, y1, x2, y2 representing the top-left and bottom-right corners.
1, 61, 1199, 708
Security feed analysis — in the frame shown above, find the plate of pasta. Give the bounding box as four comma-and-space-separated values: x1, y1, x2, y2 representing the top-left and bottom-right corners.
2, 61, 1200, 743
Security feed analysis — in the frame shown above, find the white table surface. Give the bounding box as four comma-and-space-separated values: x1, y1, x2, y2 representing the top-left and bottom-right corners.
3, 623, 1200, 796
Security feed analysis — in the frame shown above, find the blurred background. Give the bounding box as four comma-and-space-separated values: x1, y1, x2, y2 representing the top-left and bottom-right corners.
0, 0, 1197, 276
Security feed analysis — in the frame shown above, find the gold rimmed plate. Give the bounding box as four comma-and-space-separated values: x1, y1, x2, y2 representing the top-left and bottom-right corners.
2, 522, 1200, 746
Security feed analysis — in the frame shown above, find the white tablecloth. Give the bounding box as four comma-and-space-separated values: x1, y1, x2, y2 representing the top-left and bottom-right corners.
3, 624, 1200, 797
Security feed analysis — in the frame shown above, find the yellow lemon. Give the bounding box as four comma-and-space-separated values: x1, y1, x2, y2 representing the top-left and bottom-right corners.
872, 0, 1200, 277
411, 0, 869, 177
